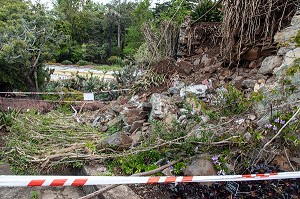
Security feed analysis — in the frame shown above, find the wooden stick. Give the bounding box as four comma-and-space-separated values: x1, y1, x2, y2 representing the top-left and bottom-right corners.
78, 158, 183, 199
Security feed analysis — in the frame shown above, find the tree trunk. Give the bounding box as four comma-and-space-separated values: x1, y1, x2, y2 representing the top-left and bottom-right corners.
117, 21, 121, 49
33, 50, 41, 92
109, 21, 113, 58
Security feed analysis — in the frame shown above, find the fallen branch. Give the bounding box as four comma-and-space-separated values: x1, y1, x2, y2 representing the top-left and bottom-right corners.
78, 158, 183, 199
71, 105, 81, 123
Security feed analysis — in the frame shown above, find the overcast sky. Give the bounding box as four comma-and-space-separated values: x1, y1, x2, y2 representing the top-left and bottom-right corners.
30, 0, 162, 9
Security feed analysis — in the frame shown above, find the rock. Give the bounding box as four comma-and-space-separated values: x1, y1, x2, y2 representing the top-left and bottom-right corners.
274, 47, 300, 77
291, 157, 300, 165
272, 155, 293, 172
149, 93, 177, 120
179, 108, 189, 115
99, 125, 108, 132
92, 116, 100, 127
107, 117, 121, 127
178, 115, 187, 123
122, 125, 131, 132
122, 108, 148, 125
177, 60, 194, 75
235, 119, 245, 125
180, 84, 208, 98
248, 114, 256, 121
256, 114, 270, 128
243, 47, 261, 61
244, 132, 252, 142
193, 58, 201, 65
250, 68, 258, 75
161, 91, 169, 96
173, 80, 185, 89
82, 164, 141, 199
277, 46, 295, 56
195, 48, 204, 54
112, 105, 123, 113
168, 87, 180, 95
130, 131, 143, 147
253, 82, 265, 92
200, 115, 209, 123
162, 167, 173, 176
127, 95, 142, 108
233, 76, 243, 81
242, 79, 257, 89
258, 56, 283, 74
83, 164, 111, 176
184, 157, 217, 185
141, 102, 152, 112
274, 15, 300, 44
98, 114, 109, 125
249, 61, 258, 68
201, 54, 214, 67
116, 96, 129, 105
99, 132, 133, 149
129, 120, 144, 134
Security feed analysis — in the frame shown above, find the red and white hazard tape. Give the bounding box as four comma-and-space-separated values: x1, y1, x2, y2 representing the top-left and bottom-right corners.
0, 89, 130, 95
0, 92, 78, 95
1, 171, 300, 187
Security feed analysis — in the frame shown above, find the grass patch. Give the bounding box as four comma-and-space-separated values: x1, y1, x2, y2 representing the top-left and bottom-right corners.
93, 65, 121, 71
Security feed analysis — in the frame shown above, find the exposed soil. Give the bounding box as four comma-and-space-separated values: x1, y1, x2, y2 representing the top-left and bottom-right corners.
129, 184, 171, 199
0, 97, 54, 113
0, 97, 107, 113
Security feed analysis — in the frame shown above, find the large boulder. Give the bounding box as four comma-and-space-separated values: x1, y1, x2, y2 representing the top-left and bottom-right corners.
120, 108, 148, 126
274, 15, 300, 56
149, 93, 177, 120
99, 132, 133, 149
274, 15, 300, 44
258, 56, 283, 75
184, 156, 217, 185
274, 47, 300, 77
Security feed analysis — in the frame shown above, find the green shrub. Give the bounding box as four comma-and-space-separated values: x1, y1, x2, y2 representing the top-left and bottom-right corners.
76, 60, 89, 66
106, 150, 163, 175
0, 108, 18, 127
62, 60, 73, 65
133, 43, 152, 67
220, 84, 250, 115
191, 0, 223, 22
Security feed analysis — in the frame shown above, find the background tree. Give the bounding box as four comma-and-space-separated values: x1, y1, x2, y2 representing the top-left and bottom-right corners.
0, 0, 58, 91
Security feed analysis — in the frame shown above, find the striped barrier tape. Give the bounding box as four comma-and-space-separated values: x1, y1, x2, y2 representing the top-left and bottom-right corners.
0, 89, 130, 95
0, 92, 78, 95
1, 171, 300, 187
